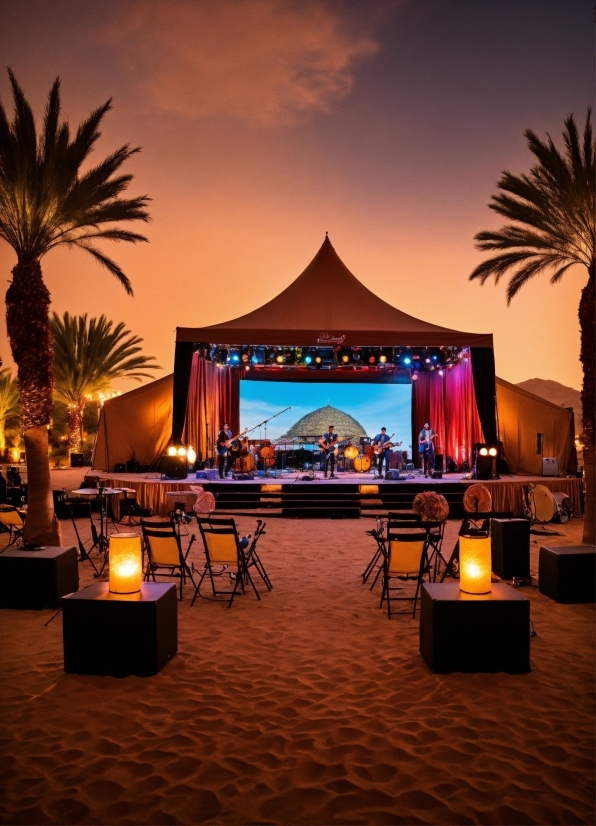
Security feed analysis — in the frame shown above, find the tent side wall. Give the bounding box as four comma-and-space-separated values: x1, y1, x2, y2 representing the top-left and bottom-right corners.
496, 377, 574, 475
93, 375, 174, 472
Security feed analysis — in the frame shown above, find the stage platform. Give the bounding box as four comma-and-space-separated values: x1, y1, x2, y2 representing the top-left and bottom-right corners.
89, 470, 582, 520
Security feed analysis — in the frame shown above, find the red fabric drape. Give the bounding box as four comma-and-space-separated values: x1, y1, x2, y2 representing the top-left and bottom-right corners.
182, 356, 240, 462
412, 358, 483, 469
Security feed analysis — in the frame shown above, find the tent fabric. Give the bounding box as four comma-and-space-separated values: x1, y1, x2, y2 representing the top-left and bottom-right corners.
93, 375, 173, 472
175, 237, 493, 348
496, 377, 574, 475
172, 342, 195, 444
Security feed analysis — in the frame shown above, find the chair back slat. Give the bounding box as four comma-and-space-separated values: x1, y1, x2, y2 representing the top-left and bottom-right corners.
204, 531, 238, 565
388, 533, 426, 576
144, 530, 181, 566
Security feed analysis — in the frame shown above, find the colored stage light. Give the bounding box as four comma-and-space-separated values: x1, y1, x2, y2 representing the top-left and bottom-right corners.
304, 354, 313, 364
229, 350, 241, 364
177, 446, 187, 457
403, 357, 411, 365
276, 353, 285, 364
488, 447, 498, 457
315, 355, 322, 364
425, 357, 431, 364
167, 446, 177, 456
411, 373, 418, 381
379, 354, 387, 363
479, 447, 489, 456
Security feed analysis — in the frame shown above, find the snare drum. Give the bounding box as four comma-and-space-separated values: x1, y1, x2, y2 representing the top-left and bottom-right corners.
532, 484, 556, 523
353, 455, 371, 472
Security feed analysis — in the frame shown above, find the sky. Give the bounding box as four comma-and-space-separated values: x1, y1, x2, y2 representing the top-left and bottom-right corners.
0, 0, 593, 395
239, 379, 412, 444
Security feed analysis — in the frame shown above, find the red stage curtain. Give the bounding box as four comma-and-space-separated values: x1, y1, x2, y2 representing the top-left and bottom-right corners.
183, 356, 240, 462
412, 357, 483, 469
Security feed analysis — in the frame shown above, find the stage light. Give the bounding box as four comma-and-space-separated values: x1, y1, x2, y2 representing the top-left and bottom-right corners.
229, 349, 241, 364
241, 348, 250, 364
265, 348, 276, 363
276, 353, 286, 364
438, 369, 444, 376
304, 354, 313, 364
403, 356, 411, 365
459, 532, 492, 594
425, 357, 431, 364
167, 446, 177, 457
479, 447, 489, 456
489, 447, 498, 457
411, 372, 418, 381
109, 533, 143, 595
353, 352, 361, 362
217, 348, 228, 365
379, 354, 387, 363
177, 446, 187, 457
209, 345, 218, 360
368, 355, 376, 365
432, 355, 438, 360
474, 443, 501, 479
187, 446, 197, 465
315, 355, 322, 364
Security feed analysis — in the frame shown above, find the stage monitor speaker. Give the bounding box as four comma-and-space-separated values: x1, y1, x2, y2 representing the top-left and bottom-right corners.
160, 455, 188, 480
491, 518, 530, 580
434, 454, 444, 472
431, 471, 443, 479
542, 457, 559, 477
114, 463, 126, 473
474, 456, 493, 480
275, 452, 286, 470
126, 460, 141, 473
385, 469, 400, 481
70, 453, 84, 468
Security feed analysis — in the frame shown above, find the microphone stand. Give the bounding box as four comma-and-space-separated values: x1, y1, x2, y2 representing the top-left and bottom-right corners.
245, 407, 291, 478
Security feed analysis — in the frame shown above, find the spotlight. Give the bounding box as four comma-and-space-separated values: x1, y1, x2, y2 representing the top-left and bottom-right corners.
315, 355, 322, 364
167, 446, 177, 456
241, 348, 251, 364
403, 357, 411, 365
438, 369, 444, 376
425, 358, 431, 364
304, 354, 313, 365
177, 446, 187, 457
379, 354, 387, 364
479, 447, 489, 456
276, 353, 285, 364
352, 351, 361, 362
411, 372, 418, 381
251, 348, 264, 365
229, 349, 241, 364
488, 447, 498, 457
474, 443, 501, 479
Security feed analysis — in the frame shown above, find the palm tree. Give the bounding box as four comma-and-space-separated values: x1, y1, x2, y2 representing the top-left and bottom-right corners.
0, 368, 19, 453
470, 110, 595, 544
51, 312, 159, 452
0, 70, 150, 546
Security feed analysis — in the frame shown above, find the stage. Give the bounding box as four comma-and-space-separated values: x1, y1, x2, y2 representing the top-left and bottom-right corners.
90, 469, 582, 520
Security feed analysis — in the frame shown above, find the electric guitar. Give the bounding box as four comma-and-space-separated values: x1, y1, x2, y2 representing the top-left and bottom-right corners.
224, 428, 249, 450
373, 434, 403, 455
418, 431, 436, 453
318, 435, 344, 456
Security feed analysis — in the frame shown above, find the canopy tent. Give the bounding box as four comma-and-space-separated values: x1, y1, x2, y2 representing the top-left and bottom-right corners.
92, 372, 576, 477
172, 237, 497, 456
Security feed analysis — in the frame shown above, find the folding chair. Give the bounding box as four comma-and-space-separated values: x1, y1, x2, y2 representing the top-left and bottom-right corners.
0, 506, 25, 548
364, 519, 421, 591
381, 529, 430, 618
142, 525, 196, 600
422, 520, 448, 581
192, 517, 260, 608
387, 512, 421, 523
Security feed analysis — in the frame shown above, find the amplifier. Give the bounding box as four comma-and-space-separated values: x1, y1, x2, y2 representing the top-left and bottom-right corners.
385, 469, 400, 481
542, 457, 559, 477
160, 455, 188, 480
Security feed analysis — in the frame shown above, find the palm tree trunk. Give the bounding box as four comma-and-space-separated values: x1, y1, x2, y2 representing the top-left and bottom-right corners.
67, 403, 84, 453
6, 260, 60, 546
579, 262, 595, 545
0, 417, 5, 452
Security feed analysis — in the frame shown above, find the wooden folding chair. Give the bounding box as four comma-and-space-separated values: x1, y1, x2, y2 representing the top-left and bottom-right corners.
142, 525, 196, 600
0, 506, 25, 548
192, 517, 260, 608
381, 529, 430, 618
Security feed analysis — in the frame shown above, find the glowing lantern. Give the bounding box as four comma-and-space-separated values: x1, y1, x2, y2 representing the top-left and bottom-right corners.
459, 532, 492, 595
187, 446, 197, 465
109, 533, 143, 594
167, 445, 177, 456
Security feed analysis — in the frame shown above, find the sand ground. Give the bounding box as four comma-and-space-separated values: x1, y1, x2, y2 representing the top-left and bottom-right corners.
0, 502, 594, 825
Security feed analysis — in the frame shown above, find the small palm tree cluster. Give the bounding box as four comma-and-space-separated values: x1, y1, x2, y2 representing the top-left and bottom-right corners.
51, 312, 159, 453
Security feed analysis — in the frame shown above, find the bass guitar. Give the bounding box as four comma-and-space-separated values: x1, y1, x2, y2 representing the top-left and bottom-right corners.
318, 436, 346, 456
373, 434, 403, 455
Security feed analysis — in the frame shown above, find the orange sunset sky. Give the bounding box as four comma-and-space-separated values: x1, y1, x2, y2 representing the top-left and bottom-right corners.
0, 0, 593, 393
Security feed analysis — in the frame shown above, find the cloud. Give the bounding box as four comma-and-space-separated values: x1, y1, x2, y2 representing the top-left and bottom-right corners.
105, 0, 380, 126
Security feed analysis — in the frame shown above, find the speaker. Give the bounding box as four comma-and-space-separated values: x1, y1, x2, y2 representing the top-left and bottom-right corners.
70, 453, 85, 468
114, 463, 126, 473
490, 519, 530, 580
160, 455, 188, 480
542, 457, 559, 477
431, 471, 442, 479
385, 469, 400, 480
474, 456, 493, 480
126, 460, 141, 473
275, 452, 286, 470
434, 453, 444, 472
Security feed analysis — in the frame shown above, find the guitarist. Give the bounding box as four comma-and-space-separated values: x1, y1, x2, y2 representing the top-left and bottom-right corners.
418, 422, 436, 477
373, 427, 392, 476
319, 424, 338, 478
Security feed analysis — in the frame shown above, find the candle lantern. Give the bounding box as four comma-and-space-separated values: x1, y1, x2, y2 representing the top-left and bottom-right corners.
109, 533, 143, 594
187, 446, 197, 465
459, 531, 492, 594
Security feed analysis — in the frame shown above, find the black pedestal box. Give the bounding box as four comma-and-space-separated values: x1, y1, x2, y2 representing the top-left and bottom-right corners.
0, 547, 79, 609
62, 582, 178, 676
538, 545, 596, 603
420, 582, 530, 673
490, 518, 530, 580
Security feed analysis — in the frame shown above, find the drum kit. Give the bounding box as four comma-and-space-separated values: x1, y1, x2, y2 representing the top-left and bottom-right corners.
524, 484, 572, 524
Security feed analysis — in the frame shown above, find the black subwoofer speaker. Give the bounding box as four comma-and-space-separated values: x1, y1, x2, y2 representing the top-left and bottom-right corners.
434, 453, 444, 472
70, 453, 85, 467
160, 455, 188, 480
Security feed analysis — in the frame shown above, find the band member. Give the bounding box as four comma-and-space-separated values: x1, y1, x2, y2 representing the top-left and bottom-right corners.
319, 424, 338, 478
216, 429, 231, 479
418, 422, 436, 477
373, 427, 392, 475
222, 423, 233, 440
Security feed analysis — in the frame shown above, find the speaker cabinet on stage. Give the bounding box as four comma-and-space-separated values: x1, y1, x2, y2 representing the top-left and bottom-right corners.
490, 518, 530, 580
70, 452, 84, 468
114, 463, 126, 473
431, 471, 443, 479
160, 455, 188, 480
434, 453, 444, 472
542, 457, 559, 477
275, 452, 286, 470
385, 469, 400, 480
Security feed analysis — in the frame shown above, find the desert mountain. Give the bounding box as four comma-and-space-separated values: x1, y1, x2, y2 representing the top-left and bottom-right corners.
516, 378, 582, 433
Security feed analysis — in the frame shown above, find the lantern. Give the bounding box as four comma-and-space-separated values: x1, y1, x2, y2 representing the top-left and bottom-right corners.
187, 446, 197, 465
459, 532, 492, 594
109, 533, 143, 594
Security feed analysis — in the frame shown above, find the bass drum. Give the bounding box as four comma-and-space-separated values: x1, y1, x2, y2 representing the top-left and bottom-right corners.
552, 491, 572, 523
364, 445, 375, 461
353, 455, 371, 472
344, 444, 359, 460
533, 484, 556, 523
